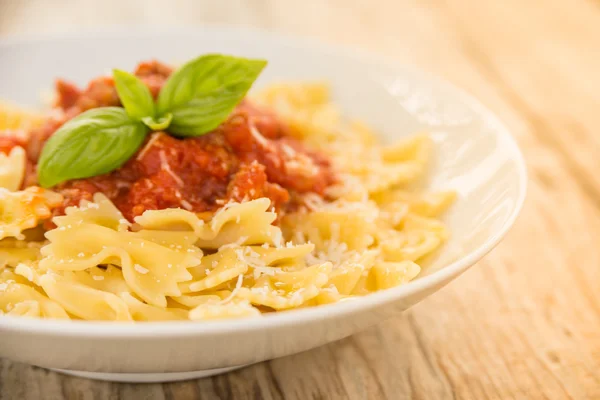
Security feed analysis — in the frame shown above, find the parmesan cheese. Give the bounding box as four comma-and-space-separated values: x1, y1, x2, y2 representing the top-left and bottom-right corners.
218, 274, 244, 304
133, 264, 149, 274
159, 150, 184, 186
136, 132, 162, 161
248, 119, 273, 150
180, 199, 193, 211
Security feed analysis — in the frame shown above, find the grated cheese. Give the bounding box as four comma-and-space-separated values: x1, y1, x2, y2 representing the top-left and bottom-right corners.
234, 247, 263, 268
322, 285, 340, 294
136, 132, 162, 161
272, 230, 283, 248
302, 193, 325, 211
218, 274, 244, 304
133, 264, 149, 274
252, 266, 282, 281
18, 266, 34, 282
248, 119, 273, 150
280, 143, 297, 158
284, 154, 319, 178
180, 199, 193, 211
290, 287, 306, 304
159, 150, 184, 186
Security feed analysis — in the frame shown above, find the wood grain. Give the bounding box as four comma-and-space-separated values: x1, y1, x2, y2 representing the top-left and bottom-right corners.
1, 0, 600, 398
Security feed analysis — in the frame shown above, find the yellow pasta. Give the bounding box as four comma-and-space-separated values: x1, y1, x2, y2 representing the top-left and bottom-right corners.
0, 187, 62, 240
0, 241, 43, 268
40, 223, 197, 307
55, 193, 131, 232
0, 146, 26, 191
283, 200, 378, 251
370, 261, 421, 290
189, 298, 260, 320
0, 83, 455, 321
0, 100, 45, 131
0, 283, 69, 319
185, 249, 248, 293
136, 198, 282, 249
237, 262, 332, 310
38, 272, 133, 321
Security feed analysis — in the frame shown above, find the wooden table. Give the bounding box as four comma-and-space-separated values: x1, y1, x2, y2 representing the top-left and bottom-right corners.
1, 0, 599, 398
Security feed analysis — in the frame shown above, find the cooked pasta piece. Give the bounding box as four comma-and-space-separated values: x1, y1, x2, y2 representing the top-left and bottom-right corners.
0, 279, 69, 319
0, 100, 45, 131
370, 261, 421, 290
283, 200, 379, 251
0, 147, 26, 191
183, 249, 248, 293
372, 189, 456, 218
0, 187, 62, 240
236, 262, 332, 310
0, 240, 44, 268
38, 272, 133, 321
40, 223, 197, 307
55, 193, 131, 231
136, 198, 282, 249
189, 298, 260, 320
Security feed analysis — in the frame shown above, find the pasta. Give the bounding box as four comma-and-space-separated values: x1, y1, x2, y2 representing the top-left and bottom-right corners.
0, 147, 26, 191
0, 75, 454, 321
0, 100, 45, 132
0, 187, 62, 240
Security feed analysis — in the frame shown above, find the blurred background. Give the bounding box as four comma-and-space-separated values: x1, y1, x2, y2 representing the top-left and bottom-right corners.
1, 0, 600, 398
2, 0, 597, 132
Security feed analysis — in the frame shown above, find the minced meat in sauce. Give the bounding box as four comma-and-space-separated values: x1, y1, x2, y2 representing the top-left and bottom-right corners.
1, 61, 336, 221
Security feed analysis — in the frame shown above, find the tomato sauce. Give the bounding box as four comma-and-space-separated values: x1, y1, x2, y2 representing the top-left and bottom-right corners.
4, 61, 336, 221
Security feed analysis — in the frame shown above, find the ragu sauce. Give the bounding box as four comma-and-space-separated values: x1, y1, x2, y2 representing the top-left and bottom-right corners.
0, 61, 336, 221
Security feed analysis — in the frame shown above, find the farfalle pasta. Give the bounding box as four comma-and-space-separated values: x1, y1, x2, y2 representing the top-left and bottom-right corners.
0, 59, 454, 322
0, 187, 62, 240
0, 147, 26, 191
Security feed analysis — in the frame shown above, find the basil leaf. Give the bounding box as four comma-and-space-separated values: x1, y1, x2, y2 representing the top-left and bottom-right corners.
141, 113, 172, 130
38, 107, 148, 188
156, 54, 266, 137
113, 69, 155, 120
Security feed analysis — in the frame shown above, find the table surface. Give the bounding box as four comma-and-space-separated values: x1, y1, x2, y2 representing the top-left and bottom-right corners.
1, 0, 599, 399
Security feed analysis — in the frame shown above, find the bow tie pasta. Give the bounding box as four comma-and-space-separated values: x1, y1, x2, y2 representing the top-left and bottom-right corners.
0, 82, 454, 321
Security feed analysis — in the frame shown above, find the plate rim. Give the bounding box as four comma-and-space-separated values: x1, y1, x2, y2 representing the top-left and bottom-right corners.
0, 25, 527, 336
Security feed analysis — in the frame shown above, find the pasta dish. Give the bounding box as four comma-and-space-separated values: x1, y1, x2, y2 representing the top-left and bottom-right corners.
0, 54, 454, 321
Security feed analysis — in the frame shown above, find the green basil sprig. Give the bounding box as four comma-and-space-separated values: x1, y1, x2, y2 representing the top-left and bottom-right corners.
112, 69, 155, 121
38, 108, 148, 188
38, 54, 267, 188
157, 54, 267, 136
113, 69, 174, 130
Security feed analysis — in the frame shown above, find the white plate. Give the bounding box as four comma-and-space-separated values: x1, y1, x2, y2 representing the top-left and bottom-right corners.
0, 27, 526, 383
